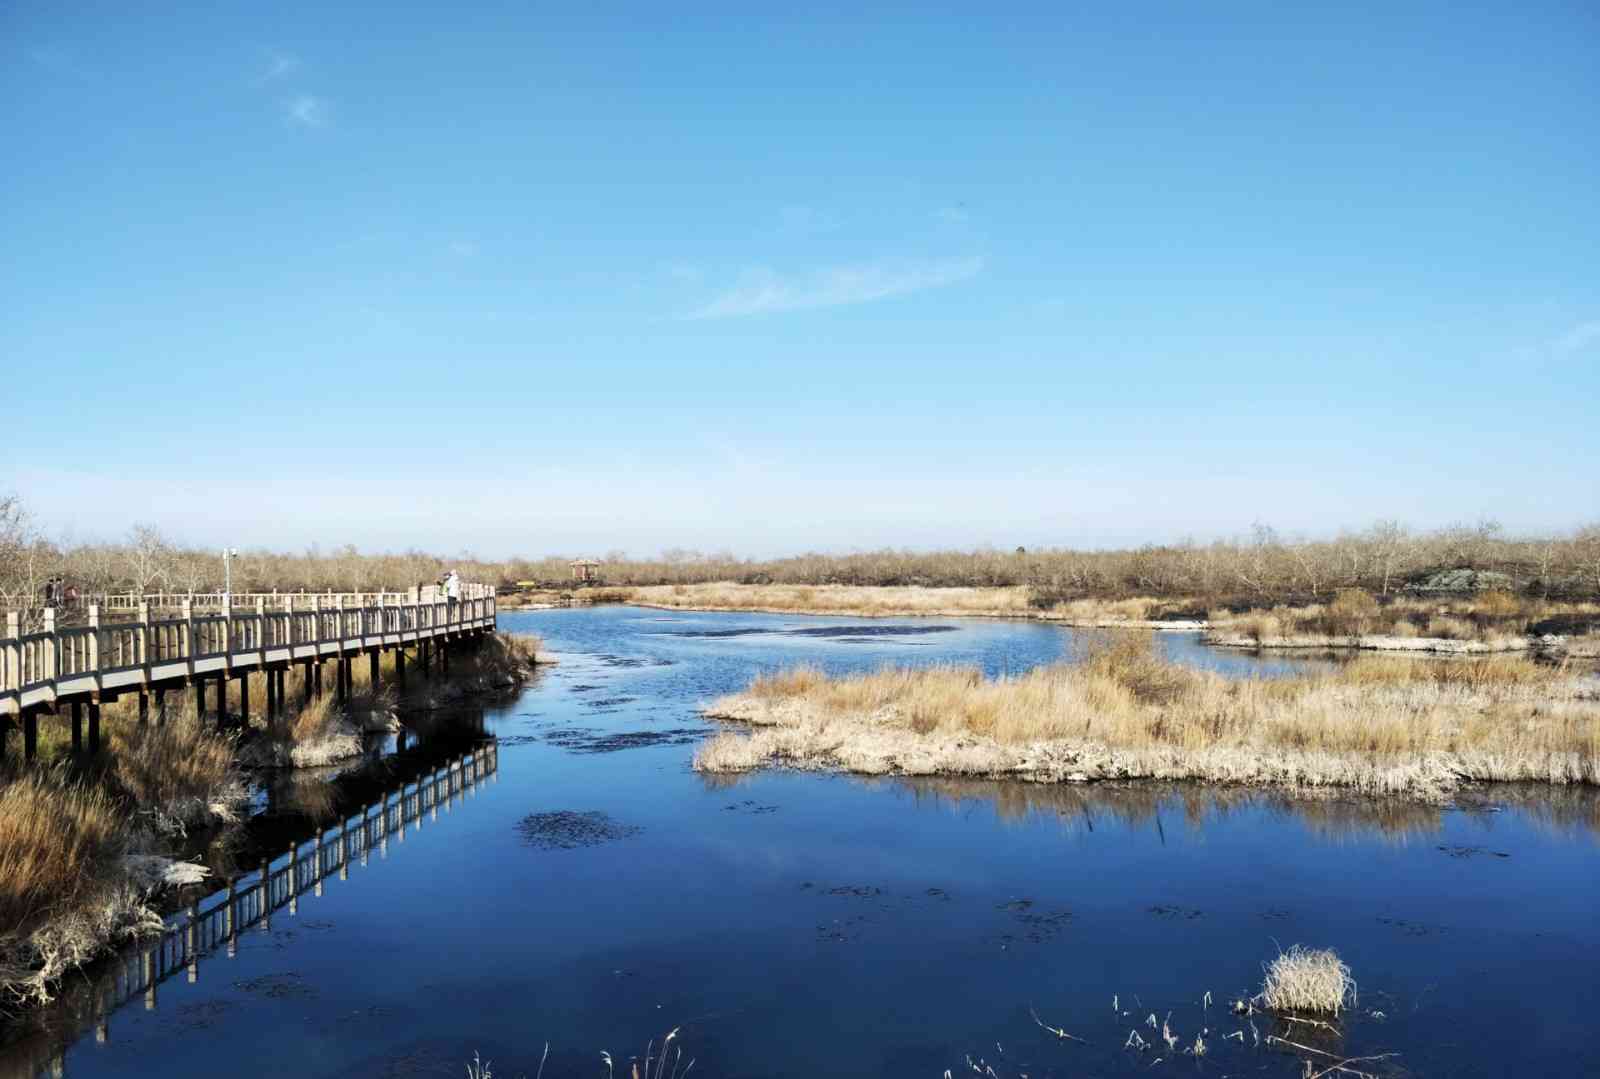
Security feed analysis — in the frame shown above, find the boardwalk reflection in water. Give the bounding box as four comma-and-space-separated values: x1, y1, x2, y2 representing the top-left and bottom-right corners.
4, 741, 498, 1079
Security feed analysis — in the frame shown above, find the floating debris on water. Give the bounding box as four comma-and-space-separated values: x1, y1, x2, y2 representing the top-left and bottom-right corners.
516, 810, 642, 850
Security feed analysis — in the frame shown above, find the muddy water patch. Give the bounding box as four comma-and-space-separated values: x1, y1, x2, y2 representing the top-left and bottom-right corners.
664, 623, 960, 640
542, 726, 708, 753
515, 811, 642, 850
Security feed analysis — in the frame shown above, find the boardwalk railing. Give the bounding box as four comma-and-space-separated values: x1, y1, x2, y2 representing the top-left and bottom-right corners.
1, 584, 496, 718
10, 742, 497, 1072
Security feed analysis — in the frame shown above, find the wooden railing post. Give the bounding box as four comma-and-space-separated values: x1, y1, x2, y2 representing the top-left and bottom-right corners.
86, 604, 101, 692
180, 600, 193, 665
4, 611, 18, 696
136, 602, 150, 669
255, 597, 266, 652
43, 607, 57, 682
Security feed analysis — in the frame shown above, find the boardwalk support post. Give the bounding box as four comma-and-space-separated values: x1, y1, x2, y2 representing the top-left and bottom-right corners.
72, 700, 83, 753
88, 699, 100, 754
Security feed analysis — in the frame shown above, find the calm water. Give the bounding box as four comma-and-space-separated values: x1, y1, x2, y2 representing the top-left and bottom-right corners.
16, 607, 1599, 1078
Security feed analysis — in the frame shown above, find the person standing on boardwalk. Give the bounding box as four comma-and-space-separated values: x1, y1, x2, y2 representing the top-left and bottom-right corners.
445, 569, 461, 605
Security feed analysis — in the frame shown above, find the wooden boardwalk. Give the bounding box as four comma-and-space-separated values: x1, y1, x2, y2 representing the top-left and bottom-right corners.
0, 585, 497, 761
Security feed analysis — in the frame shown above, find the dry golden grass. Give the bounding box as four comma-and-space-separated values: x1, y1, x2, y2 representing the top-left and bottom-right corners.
1208, 591, 1600, 650
289, 692, 346, 743
626, 583, 1200, 626
629, 582, 1034, 617
1261, 946, 1356, 1015
0, 770, 126, 940
110, 713, 237, 829
697, 634, 1600, 798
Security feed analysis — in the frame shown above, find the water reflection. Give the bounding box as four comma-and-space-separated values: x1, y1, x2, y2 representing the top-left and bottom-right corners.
1, 743, 498, 1079
859, 774, 1600, 845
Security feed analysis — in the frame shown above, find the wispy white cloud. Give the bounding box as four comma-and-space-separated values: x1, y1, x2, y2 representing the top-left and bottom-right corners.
686, 256, 984, 320
447, 239, 479, 257
284, 94, 330, 128
934, 205, 971, 225
260, 50, 300, 83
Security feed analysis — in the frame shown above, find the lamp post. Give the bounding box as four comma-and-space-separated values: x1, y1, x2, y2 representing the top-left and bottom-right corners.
223, 547, 239, 598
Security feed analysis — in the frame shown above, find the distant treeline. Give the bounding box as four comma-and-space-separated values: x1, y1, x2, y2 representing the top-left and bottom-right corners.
3, 493, 1598, 607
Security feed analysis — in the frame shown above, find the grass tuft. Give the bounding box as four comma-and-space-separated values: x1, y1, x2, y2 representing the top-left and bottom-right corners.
1260, 945, 1356, 1015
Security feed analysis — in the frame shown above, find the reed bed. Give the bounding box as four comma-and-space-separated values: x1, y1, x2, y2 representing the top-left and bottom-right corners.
696, 635, 1600, 798
0, 769, 159, 1008
628, 582, 1036, 618
109, 713, 238, 831
1207, 589, 1600, 650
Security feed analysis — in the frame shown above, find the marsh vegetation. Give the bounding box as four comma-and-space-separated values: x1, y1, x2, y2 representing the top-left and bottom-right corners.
697, 634, 1599, 798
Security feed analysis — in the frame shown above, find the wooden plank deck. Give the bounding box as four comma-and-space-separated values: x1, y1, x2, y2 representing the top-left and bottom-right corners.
0, 584, 497, 720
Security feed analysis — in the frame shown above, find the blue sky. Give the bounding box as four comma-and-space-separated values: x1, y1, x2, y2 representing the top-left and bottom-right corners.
4, 3, 1597, 558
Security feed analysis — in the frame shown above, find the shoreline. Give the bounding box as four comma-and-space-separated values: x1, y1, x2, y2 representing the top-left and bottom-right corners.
625, 598, 1205, 631
507, 583, 1600, 657
692, 642, 1600, 802
615, 599, 1600, 657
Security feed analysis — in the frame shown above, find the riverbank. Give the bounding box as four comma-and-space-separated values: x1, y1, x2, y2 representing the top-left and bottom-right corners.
623, 583, 1205, 629
694, 635, 1600, 800
0, 631, 543, 1014
606, 583, 1600, 655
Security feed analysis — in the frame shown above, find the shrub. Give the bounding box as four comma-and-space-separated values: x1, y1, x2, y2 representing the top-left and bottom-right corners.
1325, 588, 1379, 636
1476, 589, 1523, 619
1426, 616, 1476, 640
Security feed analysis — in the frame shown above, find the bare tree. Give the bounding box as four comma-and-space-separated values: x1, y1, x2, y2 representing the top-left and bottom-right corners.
1574, 524, 1600, 596
1367, 520, 1412, 596
125, 524, 172, 595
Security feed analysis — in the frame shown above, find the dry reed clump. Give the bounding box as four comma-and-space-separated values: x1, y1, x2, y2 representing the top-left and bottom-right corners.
1260, 946, 1356, 1015
1424, 616, 1475, 640
110, 713, 240, 831
290, 692, 346, 744
696, 634, 1600, 798
0, 770, 126, 939
468, 631, 541, 681
0, 769, 164, 1007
